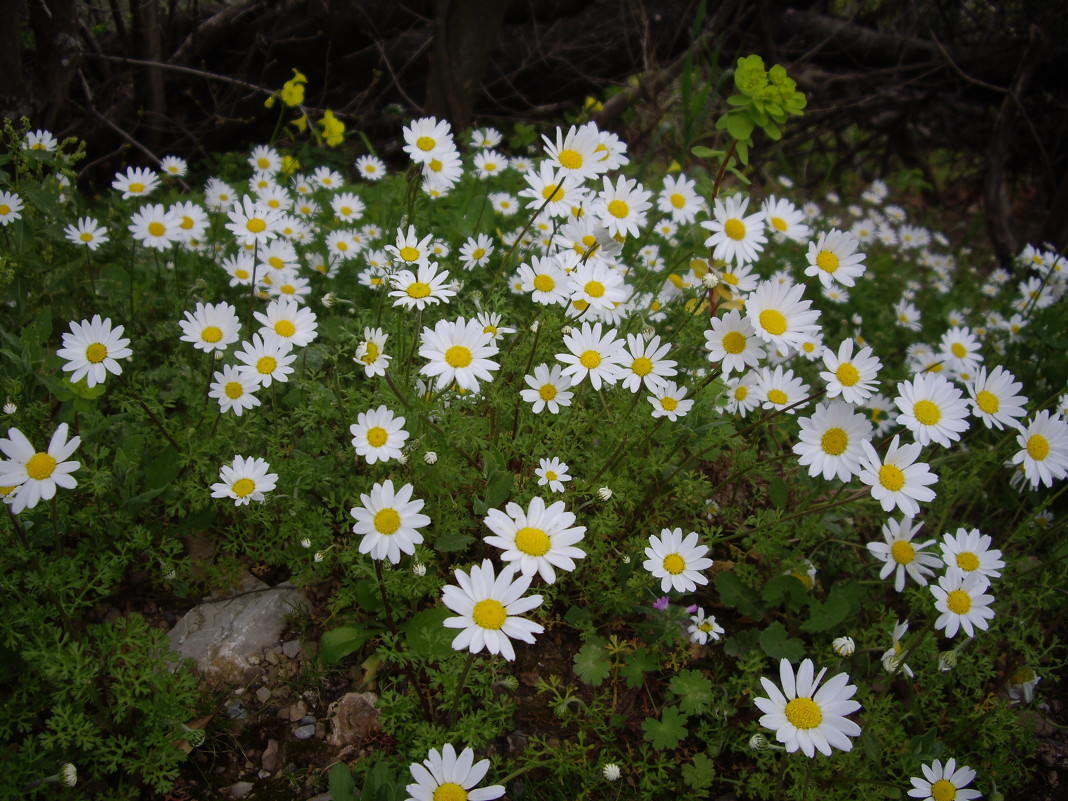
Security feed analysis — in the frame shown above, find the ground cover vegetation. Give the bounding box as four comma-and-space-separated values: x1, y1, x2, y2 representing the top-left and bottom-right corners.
1, 49, 1067, 801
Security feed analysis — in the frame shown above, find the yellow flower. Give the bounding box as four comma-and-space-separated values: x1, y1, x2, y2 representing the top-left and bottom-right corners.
319, 109, 345, 147
667, 159, 682, 173
290, 114, 308, 133
279, 69, 307, 107
281, 155, 300, 175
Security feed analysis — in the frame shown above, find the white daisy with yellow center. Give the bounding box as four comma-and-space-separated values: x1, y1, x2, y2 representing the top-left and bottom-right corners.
704, 309, 766, 375
858, 435, 939, 518
404, 743, 505, 801
389, 261, 457, 311
792, 400, 873, 482
520, 363, 574, 414
517, 255, 570, 306
894, 372, 971, 448
442, 560, 544, 662
908, 758, 982, 801
866, 517, 941, 592
966, 365, 1027, 431
805, 229, 867, 288
535, 457, 571, 493
701, 193, 767, 268
210, 455, 277, 507
234, 333, 296, 388
484, 497, 586, 584
208, 365, 261, 417
63, 217, 109, 251
820, 338, 882, 404
253, 297, 318, 348
745, 279, 822, 354
687, 607, 725, 645
350, 479, 431, 564
418, 317, 500, 393
350, 405, 409, 465
1012, 409, 1068, 489
0, 423, 81, 515
931, 568, 995, 638
939, 527, 1004, 581
180, 301, 241, 353
557, 321, 627, 390
56, 314, 133, 388
354, 326, 391, 377
643, 528, 713, 593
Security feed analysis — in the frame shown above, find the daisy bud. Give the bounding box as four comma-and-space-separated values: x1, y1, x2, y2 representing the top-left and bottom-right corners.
598, 486, 612, 500
832, 636, 856, 657
602, 763, 621, 782
701, 271, 721, 289
412, 561, 427, 577
749, 733, 771, 751
300, 537, 312, 549
60, 763, 77, 787
529, 319, 540, 332
621, 554, 631, 564
938, 650, 958, 672
423, 451, 438, 465
313, 550, 326, 563
561, 325, 574, 336
321, 292, 337, 308
161, 563, 176, 580
3, 401, 15, 414
882, 652, 903, 674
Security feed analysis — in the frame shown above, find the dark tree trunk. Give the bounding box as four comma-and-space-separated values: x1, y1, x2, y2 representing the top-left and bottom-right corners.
26, 0, 81, 130
0, 0, 28, 119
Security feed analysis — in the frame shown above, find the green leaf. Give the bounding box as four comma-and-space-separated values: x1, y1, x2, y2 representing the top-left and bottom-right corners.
573, 641, 611, 686
144, 446, 182, 491
402, 606, 454, 662
908, 728, 944, 762
328, 762, 357, 801
723, 627, 760, 658
319, 624, 374, 666
769, 477, 788, 509
758, 622, 805, 661
801, 593, 851, 633
761, 120, 782, 141
715, 571, 763, 617
761, 575, 807, 613
735, 139, 750, 166
683, 753, 716, 790
642, 705, 688, 750
619, 648, 658, 689
483, 470, 513, 508
669, 669, 714, 716
723, 111, 755, 141
690, 145, 718, 159
861, 729, 883, 763
434, 530, 474, 553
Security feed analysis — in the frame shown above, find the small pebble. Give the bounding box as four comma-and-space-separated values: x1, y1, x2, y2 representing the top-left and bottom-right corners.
227, 781, 253, 799
225, 700, 246, 720
255, 687, 271, 704
282, 639, 301, 659
300, 715, 316, 726
294, 723, 316, 740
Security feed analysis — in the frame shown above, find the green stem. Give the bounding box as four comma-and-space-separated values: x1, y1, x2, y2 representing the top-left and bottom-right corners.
383, 371, 480, 469
489, 183, 563, 285
447, 650, 477, 726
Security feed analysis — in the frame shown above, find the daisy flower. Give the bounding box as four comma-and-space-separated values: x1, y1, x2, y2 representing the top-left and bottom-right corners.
483, 497, 586, 584
222, 252, 256, 287
179, 301, 241, 353
1007, 667, 1041, 704
253, 297, 318, 348
867, 517, 941, 592
112, 166, 159, 199
820, 339, 882, 404
805, 229, 866, 288
473, 150, 507, 179
170, 201, 209, 243
204, 178, 236, 211
621, 334, 676, 393
208, 365, 261, 416
519, 163, 583, 217
657, 174, 702, 224
541, 123, 605, 181
350, 406, 409, 465
210, 455, 278, 506
311, 166, 344, 190
471, 127, 503, 149
390, 262, 456, 310
521, 363, 574, 414
234, 333, 296, 387
350, 479, 431, 564
792, 400, 873, 482
490, 192, 518, 216
567, 260, 627, 312
128, 203, 181, 250
894, 299, 922, 331
441, 560, 544, 661
966, 365, 1027, 430
517, 255, 570, 306
23, 129, 58, 151
159, 155, 187, 177
56, 315, 132, 387
249, 145, 281, 173
596, 174, 651, 238
225, 195, 282, 247
459, 234, 495, 270
881, 619, 915, 678
908, 758, 982, 801
474, 312, 515, 342
895, 373, 971, 448
754, 658, 862, 757
404, 743, 504, 801
745, 279, 822, 354
704, 309, 766, 374
355, 154, 386, 181
0, 191, 24, 225
64, 217, 108, 250
940, 527, 1004, 583
0, 424, 81, 514
556, 321, 626, 390
355, 327, 391, 377
418, 317, 500, 392
402, 116, 454, 164
762, 195, 810, 241
687, 608, 725, 645
858, 435, 939, 518
754, 365, 811, 414
643, 528, 713, 593
931, 568, 996, 638
535, 457, 571, 493
723, 372, 760, 416
648, 380, 694, 421
701, 194, 767, 267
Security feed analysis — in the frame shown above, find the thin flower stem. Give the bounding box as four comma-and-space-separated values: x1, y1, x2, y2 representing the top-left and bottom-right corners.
382, 371, 480, 469
711, 140, 738, 200
722, 488, 869, 543
201, 350, 216, 407
507, 320, 542, 445
117, 374, 182, 454
447, 651, 477, 727
495, 758, 566, 786
490, 184, 562, 285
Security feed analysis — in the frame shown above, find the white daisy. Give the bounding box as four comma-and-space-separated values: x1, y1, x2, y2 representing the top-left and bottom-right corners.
56, 315, 133, 387
234, 333, 296, 387
253, 297, 318, 348
390, 262, 456, 310
895, 373, 971, 448
792, 400, 873, 482
701, 194, 767, 267
858, 435, 939, 518
805, 229, 866, 288
556, 321, 626, 390
643, 528, 713, 593
820, 339, 882, 404
966, 365, 1027, 431
931, 568, 995, 638
225, 195, 282, 247
355, 327, 392, 377
535, 457, 571, 493
704, 309, 766, 375
1012, 410, 1068, 489
908, 758, 982, 801
940, 527, 1004, 581
754, 365, 811, 414
179, 301, 241, 353
517, 255, 570, 306
648, 380, 694, 421
595, 174, 651, 238
350, 480, 431, 564
441, 560, 544, 661
355, 155, 386, 181
762, 195, 810, 241
621, 334, 676, 393
404, 743, 504, 801
745, 279, 822, 354
210, 455, 278, 506
64, 217, 109, 251
418, 317, 500, 393
521, 364, 574, 414
350, 406, 409, 465
0, 424, 81, 514
208, 365, 261, 416
866, 517, 941, 592
483, 497, 586, 584
687, 607, 725, 645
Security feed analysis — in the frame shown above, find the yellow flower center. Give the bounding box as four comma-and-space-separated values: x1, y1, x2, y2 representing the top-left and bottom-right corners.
256, 356, 277, 374
246, 218, 267, 233
946, 589, 971, 615
759, 309, 787, 336
340, 206, 352, 217
879, 464, 905, 492
580, 350, 601, 369
79, 232, 94, 242
1027, 434, 1050, 461
670, 193, 685, 209
585, 280, 605, 298
722, 331, 747, 354
533, 274, 555, 292
767, 389, 788, 405
956, 551, 980, 572
232, 478, 256, 498
724, 218, 746, 240
472, 599, 507, 630
225, 381, 244, 399
416, 136, 435, 151
951, 343, 967, 358
975, 390, 999, 414
734, 385, 748, 401
148, 221, 166, 237
558, 149, 582, 169
821, 428, 848, 455
26, 452, 57, 480
771, 216, 787, 232
406, 282, 431, 299
257, 157, 271, 169
836, 363, 860, 386
269, 256, 285, 270
891, 540, 916, 564
445, 345, 472, 368
1010, 667, 1036, 685
428, 159, 443, 173
930, 779, 957, 801
280, 284, 296, 295
337, 241, 349, 252
913, 399, 942, 426
399, 246, 420, 262
784, 697, 823, 730
542, 183, 561, 201
660, 397, 679, 411
431, 784, 467, 801
85, 342, 108, 363
545, 470, 557, 481
539, 384, 558, 401
373, 508, 401, 535
471, 247, 486, 261
366, 427, 388, 448
129, 182, 145, 193
816, 250, 839, 273
198, 326, 222, 343
235, 269, 250, 280
515, 526, 551, 556
181, 216, 195, 230
662, 553, 686, 574
362, 342, 380, 364
607, 200, 629, 219
631, 356, 653, 376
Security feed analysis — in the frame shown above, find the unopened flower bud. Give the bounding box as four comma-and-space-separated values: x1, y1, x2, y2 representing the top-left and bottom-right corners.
60, 763, 77, 787
321, 292, 337, 308
313, 550, 326, 563
412, 562, 426, 577
300, 537, 312, 549
423, 451, 438, 465
3, 400, 16, 415
598, 486, 612, 500
938, 650, 958, 672
832, 636, 856, 657
529, 319, 540, 332
749, 733, 771, 751
602, 763, 621, 781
